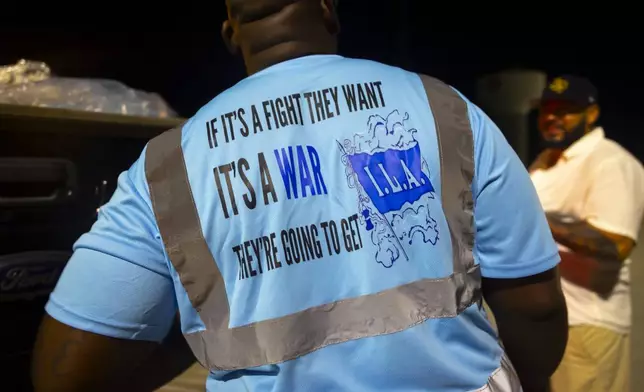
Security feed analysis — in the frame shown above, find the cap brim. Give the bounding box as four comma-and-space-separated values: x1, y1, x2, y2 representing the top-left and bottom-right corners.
539, 99, 587, 112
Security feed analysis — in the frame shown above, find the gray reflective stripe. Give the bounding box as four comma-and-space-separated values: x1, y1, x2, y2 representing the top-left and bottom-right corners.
145, 74, 480, 371
146, 125, 223, 315
475, 355, 523, 392
419, 74, 476, 273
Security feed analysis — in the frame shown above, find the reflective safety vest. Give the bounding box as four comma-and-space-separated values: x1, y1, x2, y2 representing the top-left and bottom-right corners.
144, 74, 522, 391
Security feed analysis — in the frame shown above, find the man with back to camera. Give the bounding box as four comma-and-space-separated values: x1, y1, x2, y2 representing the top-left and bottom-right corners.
31, 1, 568, 391
530, 75, 644, 392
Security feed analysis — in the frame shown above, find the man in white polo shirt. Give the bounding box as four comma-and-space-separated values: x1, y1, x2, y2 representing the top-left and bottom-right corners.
530, 75, 644, 392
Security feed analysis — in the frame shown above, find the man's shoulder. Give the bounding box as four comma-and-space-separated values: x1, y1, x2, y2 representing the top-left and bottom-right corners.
594, 137, 643, 172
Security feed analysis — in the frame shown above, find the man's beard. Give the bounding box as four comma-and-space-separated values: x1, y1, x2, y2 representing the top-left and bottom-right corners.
540, 118, 587, 149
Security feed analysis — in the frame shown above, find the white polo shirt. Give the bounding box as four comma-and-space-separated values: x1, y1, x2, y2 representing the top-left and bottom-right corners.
531, 127, 644, 334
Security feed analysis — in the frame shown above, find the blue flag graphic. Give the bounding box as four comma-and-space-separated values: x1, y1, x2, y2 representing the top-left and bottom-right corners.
347, 145, 434, 214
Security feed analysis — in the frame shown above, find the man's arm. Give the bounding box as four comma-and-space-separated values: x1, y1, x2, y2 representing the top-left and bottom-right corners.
547, 213, 633, 296
122, 314, 197, 391
32, 154, 194, 391
33, 315, 153, 392
483, 269, 567, 392
465, 99, 567, 392
547, 212, 634, 262
33, 314, 195, 392
545, 154, 642, 296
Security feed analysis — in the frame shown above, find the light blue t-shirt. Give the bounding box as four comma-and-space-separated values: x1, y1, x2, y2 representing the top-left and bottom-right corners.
46, 55, 559, 391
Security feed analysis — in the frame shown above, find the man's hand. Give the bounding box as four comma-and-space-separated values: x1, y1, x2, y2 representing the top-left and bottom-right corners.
558, 251, 621, 297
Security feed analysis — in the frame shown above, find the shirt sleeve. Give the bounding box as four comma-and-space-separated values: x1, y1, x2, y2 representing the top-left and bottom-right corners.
45, 147, 177, 342
466, 100, 560, 279
585, 158, 644, 240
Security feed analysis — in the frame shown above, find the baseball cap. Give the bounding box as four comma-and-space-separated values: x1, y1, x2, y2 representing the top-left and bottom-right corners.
540, 75, 598, 108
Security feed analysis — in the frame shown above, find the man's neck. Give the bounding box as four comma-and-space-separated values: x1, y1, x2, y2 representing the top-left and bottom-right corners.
244, 45, 337, 75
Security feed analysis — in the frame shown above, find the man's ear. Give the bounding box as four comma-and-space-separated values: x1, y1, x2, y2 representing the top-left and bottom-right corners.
586, 104, 600, 126
320, 0, 340, 35
221, 20, 238, 55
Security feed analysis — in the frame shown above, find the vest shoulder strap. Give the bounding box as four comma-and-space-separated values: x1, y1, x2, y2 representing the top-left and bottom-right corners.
417, 74, 476, 273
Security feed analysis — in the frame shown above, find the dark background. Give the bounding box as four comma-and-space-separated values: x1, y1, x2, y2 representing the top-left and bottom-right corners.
2, 5, 642, 160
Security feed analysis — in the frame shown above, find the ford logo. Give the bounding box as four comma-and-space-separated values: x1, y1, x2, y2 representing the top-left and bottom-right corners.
0, 251, 70, 301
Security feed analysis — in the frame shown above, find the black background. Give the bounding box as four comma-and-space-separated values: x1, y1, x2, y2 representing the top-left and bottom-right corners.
1, 5, 642, 159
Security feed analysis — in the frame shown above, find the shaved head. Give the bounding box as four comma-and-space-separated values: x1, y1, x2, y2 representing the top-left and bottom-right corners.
222, 0, 339, 75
